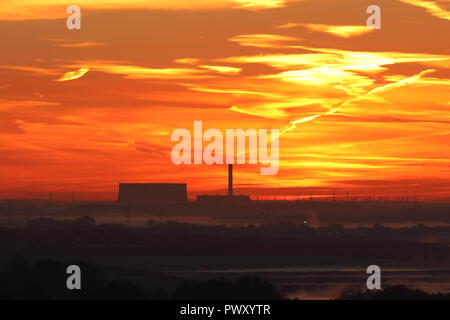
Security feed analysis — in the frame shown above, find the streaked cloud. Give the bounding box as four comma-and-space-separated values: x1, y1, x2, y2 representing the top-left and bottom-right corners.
233, 0, 289, 9
0, 99, 59, 111
229, 34, 301, 48
295, 161, 393, 169
0, 65, 58, 76
65, 61, 213, 79
278, 23, 374, 38
55, 42, 109, 48
56, 68, 90, 82
175, 58, 201, 65
399, 0, 450, 20
0, 0, 302, 21
199, 65, 242, 74
219, 47, 450, 73
187, 86, 286, 98
230, 99, 326, 119
43, 38, 109, 48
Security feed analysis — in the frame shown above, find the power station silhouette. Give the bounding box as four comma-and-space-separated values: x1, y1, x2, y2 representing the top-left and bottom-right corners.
118, 164, 250, 204
118, 182, 188, 204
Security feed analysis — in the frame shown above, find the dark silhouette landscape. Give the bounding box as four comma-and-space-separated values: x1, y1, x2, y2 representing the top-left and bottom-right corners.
1, 202, 450, 300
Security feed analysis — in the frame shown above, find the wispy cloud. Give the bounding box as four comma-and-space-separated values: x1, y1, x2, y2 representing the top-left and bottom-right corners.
0, 99, 59, 111
0, 65, 58, 76
187, 85, 286, 98
55, 42, 109, 48
220, 46, 450, 73
175, 58, 201, 65
65, 61, 213, 79
277, 23, 374, 38
199, 65, 242, 74
56, 68, 90, 82
278, 69, 438, 135
44, 38, 109, 47
399, 0, 450, 20
220, 46, 448, 131
0, 0, 303, 20
229, 34, 301, 48
233, 0, 289, 9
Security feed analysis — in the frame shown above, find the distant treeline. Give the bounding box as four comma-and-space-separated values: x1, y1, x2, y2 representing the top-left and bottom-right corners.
1, 255, 447, 300
0, 255, 282, 300
339, 286, 450, 300
0, 217, 449, 266
2, 200, 450, 226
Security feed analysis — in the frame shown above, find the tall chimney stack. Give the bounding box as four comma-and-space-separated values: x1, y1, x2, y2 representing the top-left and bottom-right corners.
228, 164, 233, 197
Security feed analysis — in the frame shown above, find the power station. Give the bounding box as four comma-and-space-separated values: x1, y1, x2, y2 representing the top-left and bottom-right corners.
118, 183, 188, 204
197, 164, 250, 203
118, 165, 249, 205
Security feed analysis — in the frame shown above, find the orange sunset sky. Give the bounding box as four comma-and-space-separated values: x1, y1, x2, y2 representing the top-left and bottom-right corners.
0, 0, 449, 200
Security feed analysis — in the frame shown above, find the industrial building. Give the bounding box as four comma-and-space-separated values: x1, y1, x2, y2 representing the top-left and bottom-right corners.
118, 165, 248, 205
196, 164, 251, 203
118, 183, 188, 204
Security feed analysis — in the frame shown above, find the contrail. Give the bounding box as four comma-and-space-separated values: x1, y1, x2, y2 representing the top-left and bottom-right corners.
278, 69, 436, 136
229, 68, 436, 158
